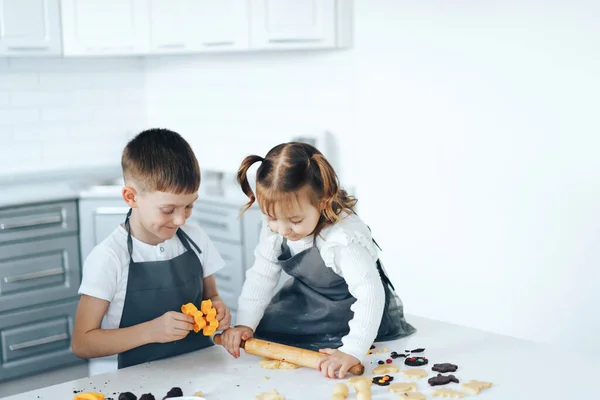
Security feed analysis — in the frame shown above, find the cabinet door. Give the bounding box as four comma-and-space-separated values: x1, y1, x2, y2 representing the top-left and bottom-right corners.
60, 0, 150, 56
0, 0, 61, 56
250, 0, 337, 50
148, 0, 248, 54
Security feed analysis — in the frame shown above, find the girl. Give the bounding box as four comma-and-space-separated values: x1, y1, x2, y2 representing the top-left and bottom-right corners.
221, 142, 415, 378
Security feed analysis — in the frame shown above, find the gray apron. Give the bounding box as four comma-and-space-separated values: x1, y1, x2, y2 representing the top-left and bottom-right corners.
117, 209, 213, 369
254, 238, 416, 351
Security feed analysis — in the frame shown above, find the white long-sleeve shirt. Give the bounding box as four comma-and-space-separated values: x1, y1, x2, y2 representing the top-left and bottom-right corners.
235, 212, 386, 362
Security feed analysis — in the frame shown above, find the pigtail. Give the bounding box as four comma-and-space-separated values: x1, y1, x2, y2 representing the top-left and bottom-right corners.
310, 153, 358, 240
236, 155, 264, 214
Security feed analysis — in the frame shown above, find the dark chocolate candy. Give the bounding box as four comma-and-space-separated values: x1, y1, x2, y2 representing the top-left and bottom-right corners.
119, 393, 137, 400
428, 374, 459, 386
139, 394, 156, 400
404, 356, 428, 366
432, 363, 458, 373
163, 387, 183, 399
408, 348, 426, 353
372, 375, 394, 386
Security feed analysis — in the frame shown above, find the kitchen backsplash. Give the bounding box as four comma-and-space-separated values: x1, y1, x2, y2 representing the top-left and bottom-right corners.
0, 57, 146, 176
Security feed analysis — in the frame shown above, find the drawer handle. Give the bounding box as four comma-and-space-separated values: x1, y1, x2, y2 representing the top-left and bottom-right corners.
215, 272, 231, 282
157, 43, 186, 49
0, 214, 62, 230
197, 220, 228, 230
95, 207, 130, 215
203, 41, 235, 47
4, 267, 64, 283
9, 333, 69, 351
7, 45, 51, 51
268, 38, 322, 44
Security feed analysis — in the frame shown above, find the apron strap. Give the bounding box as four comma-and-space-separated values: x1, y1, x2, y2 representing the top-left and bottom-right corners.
176, 228, 203, 256
124, 208, 135, 263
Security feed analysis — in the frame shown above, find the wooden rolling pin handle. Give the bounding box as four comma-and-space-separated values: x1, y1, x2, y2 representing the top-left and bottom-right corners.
213, 334, 365, 376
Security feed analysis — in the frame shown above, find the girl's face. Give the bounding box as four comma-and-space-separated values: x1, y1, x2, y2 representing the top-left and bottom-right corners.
264, 190, 321, 241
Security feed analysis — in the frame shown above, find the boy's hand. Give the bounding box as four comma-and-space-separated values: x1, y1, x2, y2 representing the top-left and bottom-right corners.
316, 349, 360, 379
148, 311, 194, 343
220, 326, 254, 358
210, 296, 231, 331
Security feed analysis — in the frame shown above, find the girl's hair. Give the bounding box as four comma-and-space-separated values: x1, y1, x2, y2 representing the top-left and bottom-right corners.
236, 142, 357, 239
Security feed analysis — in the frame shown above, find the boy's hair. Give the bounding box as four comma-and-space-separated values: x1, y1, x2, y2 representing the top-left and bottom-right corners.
237, 142, 357, 239
121, 128, 200, 194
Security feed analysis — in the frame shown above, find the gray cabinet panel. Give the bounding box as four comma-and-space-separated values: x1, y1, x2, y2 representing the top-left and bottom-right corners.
0, 201, 78, 245
0, 236, 81, 313
0, 299, 83, 382
212, 239, 244, 295
190, 203, 242, 243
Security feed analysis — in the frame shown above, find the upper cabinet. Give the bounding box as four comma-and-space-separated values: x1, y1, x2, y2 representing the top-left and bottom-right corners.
1, 0, 352, 57
148, 0, 249, 54
0, 0, 62, 56
250, 0, 351, 50
60, 0, 151, 56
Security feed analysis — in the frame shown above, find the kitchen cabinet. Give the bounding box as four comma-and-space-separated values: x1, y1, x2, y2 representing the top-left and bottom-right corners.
60, 0, 151, 56
0, 0, 62, 56
0, 200, 85, 383
249, 0, 352, 50
148, 0, 249, 54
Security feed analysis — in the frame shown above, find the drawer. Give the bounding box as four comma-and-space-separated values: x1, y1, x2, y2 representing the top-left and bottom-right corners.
0, 201, 78, 245
211, 240, 244, 296
0, 236, 81, 313
0, 299, 83, 382
190, 202, 241, 243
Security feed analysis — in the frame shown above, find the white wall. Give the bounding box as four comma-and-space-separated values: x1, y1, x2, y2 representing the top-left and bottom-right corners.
144, 1, 600, 351
144, 52, 356, 182
353, 0, 600, 350
0, 58, 146, 176
2, 1, 599, 351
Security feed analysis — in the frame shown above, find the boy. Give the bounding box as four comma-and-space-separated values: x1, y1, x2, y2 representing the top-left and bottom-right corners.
72, 128, 231, 368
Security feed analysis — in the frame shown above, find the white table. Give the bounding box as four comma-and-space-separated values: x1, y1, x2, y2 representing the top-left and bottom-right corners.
5, 315, 596, 399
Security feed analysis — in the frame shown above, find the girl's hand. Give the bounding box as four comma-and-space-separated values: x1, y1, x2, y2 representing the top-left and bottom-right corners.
316, 349, 360, 379
220, 326, 254, 358
210, 296, 231, 331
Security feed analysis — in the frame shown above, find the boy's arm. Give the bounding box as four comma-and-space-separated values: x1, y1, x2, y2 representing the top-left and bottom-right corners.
71, 295, 154, 358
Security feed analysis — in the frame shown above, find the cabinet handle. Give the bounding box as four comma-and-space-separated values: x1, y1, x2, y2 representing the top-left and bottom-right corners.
9, 333, 69, 351
215, 272, 231, 282
196, 220, 228, 230
95, 207, 130, 215
203, 41, 234, 47
268, 38, 322, 44
157, 43, 186, 49
0, 214, 62, 230
7, 45, 50, 51
4, 267, 64, 284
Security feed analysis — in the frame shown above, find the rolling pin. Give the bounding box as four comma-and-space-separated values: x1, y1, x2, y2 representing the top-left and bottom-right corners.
213, 334, 365, 376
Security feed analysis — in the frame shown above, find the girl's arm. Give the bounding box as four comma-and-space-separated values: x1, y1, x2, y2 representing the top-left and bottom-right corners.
335, 243, 386, 361
234, 220, 283, 329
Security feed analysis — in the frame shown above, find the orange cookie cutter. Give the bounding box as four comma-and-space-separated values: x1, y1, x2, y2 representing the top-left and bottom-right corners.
74, 392, 104, 400
181, 300, 219, 336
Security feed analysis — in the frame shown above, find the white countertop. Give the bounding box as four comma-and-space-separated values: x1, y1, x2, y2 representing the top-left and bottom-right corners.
4, 315, 596, 400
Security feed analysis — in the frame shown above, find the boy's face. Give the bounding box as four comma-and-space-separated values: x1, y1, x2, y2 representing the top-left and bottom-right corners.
129, 189, 198, 243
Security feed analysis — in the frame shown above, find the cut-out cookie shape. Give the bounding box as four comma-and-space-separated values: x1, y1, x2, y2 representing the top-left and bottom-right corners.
405, 357, 428, 367
332, 383, 349, 398
401, 368, 428, 379
428, 374, 459, 386
432, 363, 458, 373
432, 388, 465, 398
373, 364, 400, 374
259, 357, 300, 370
348, 376, 373, 390
255, 389, 286, 400
461, 380, 492, 394
74, 393, 104, 400
181, 300, 219, 336
388, 382, 418, 393
399, 393, 426, 400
